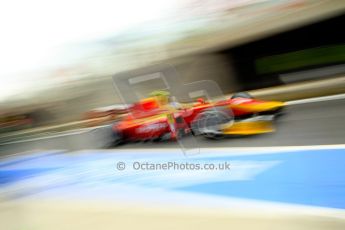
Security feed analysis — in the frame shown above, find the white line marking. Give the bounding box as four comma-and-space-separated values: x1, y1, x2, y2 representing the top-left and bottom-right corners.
0, 150, 65, 161
286, 93, 345, 105
0, 125, 112, 145
71, 144, 345, 157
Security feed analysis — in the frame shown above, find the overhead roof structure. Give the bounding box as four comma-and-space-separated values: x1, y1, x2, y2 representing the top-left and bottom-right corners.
1, 0, 345, 111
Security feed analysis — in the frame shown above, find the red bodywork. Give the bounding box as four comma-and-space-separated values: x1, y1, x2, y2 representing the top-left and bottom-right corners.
112, 97, 284, 142
113, 98, 189, 142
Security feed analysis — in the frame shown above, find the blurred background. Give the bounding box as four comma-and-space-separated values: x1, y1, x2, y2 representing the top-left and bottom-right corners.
0, 0, 344, 135
1, 1, 345, 229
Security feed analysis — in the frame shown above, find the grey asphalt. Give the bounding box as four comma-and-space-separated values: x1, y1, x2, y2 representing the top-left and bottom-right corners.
1, 98, 344, 157
116, 98, 345, 149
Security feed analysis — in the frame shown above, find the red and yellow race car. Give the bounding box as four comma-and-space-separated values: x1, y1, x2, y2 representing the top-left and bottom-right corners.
112, 91, 285, 144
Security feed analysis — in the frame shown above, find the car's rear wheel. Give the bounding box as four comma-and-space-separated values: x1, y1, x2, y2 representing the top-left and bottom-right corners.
112, 129, 124, 146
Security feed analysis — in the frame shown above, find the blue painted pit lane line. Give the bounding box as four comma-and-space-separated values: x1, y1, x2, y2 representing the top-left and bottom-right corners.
0, 147, 345, 210
0, 168, 60, 185
178, 148, 345, 209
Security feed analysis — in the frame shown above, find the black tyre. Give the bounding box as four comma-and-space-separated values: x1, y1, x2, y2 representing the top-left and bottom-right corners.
112, 129, 124, 146
191, 106, 233, 139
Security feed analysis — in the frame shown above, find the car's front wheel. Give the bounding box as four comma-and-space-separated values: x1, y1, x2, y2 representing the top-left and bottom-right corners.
191, 107, 233, 139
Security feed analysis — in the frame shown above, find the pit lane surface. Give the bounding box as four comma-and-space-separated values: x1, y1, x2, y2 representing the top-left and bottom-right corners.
116, 97, 345, 149
1, 97, 345, 230
2, 145, 345, 230
1, 95, 344, 157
